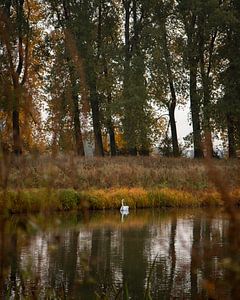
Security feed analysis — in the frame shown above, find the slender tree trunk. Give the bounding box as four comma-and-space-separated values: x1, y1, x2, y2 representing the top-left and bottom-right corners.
123, 0, 136, 155
227, 114, 236, 158
161, 19, 180, 157
185, 13, 204, 158
106, 90, 116, 157
12, 0, 24, 155
108, 122, 116, 156
63, 0, 85, 156
106, 94, 117, 156
201, 79, 213, 158
198, 18, 216, 158
168, 105, 179, 157
190, 63, 204, 158
138, 146, 149, 156
72, 90, 85, 156
89, 80, 104, 156
69, 72, 85, 156
12, 107, 22, 155
104, 67, 117, 156
128, 147, 137, 156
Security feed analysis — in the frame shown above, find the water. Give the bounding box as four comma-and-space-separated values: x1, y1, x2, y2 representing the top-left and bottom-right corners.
0, 209, 234, 299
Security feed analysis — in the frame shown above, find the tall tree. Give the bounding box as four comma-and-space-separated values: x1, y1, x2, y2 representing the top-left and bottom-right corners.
122, 0, 152, 155
0, 0, 46, 154
150, 0, 184, 157
0, 0, 28, 154
95, 0, 121, 156
177, 0, 204, 158
197, 0, 222, 158
62, 0, 85, 156
48, 0, 104, 156
219, 0, 240, 157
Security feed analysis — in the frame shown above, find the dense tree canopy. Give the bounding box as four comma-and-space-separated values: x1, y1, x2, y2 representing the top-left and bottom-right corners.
0, 0, 240, 157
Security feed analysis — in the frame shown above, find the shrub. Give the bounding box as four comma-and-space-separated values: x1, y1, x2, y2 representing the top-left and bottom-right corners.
58, 189, 80, 210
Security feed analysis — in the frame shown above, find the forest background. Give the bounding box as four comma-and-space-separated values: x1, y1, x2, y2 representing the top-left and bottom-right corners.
0, 0, 240, 159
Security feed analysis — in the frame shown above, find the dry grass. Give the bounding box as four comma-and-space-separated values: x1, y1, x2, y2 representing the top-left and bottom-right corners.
2, 155, 240, 191
0, 155, 239, 214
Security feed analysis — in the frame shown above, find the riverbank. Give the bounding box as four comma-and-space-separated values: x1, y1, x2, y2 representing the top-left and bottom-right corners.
1, 156, 239, 213
1, 187, 240, 214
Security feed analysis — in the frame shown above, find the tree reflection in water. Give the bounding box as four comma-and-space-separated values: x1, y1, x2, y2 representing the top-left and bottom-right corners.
0, 209, 235, 299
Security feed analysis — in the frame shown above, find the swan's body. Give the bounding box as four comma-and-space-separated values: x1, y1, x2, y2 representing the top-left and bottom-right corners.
120, 199, 129, 213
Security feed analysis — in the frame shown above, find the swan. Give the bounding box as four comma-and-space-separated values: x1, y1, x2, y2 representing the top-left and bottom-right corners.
120, 199, 129, 213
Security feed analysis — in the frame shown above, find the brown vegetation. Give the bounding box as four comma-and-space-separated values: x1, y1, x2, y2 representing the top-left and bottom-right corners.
0, 156, 239, 214
1, 156, 239, 191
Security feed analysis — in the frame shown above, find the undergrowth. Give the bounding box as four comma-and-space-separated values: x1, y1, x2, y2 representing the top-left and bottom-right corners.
0, 187, 239, 214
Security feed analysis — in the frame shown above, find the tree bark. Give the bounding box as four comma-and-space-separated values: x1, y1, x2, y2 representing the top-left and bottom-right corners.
123, 0, 135, 155
185, 12, 204, 158
1, 0, 24, 155
161, 19, 180, 157
12, 0, 25, 155
12, 108, 22, 155
70, 78, 85, 156
168, 105, 179, 157
189, 61, 204, 158
198, 16, 216, 158
106, 94, 116, 156
89, 80, 104, 156
103, 64, 117, 156
227, 114, 236, 158
108, 121, 117, 156
63, 0, 85, 156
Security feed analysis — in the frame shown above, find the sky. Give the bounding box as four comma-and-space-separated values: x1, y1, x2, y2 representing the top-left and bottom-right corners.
175, 101, 192, 143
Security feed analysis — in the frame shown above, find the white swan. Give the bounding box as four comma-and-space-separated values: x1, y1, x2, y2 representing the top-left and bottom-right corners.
120, 199, 129, 213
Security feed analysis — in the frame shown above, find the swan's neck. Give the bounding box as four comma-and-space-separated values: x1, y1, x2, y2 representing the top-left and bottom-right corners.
122, 200, 124, 206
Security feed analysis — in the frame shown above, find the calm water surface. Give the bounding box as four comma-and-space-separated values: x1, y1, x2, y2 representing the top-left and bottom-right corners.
0, 209, 234, 299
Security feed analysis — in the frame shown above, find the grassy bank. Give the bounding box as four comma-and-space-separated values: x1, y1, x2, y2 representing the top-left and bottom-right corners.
1, 156, 240, 190
1, 187, 240, 214
0, 156, 239, 213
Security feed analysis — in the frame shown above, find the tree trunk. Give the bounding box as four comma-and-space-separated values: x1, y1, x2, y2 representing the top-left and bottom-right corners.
69, 72, 85, 156
104, 68, 117, 156
12, 108, 22, 155
128, 147, 137, 156
123, 0, 135, 155
227, 114, 236, 158
185, 12, 204, 159
190, 63, 204, 158
138, 147, 149, 156
63, 0, 85, 156
161, 19, 180, 157
72, 94, 85, 156
89, 80, 104, 156
198, 18, 216, 158
108, 122, 117, 156
201, 78, 213, 158
168, 105, 179, 157
106, 93, 117, 156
